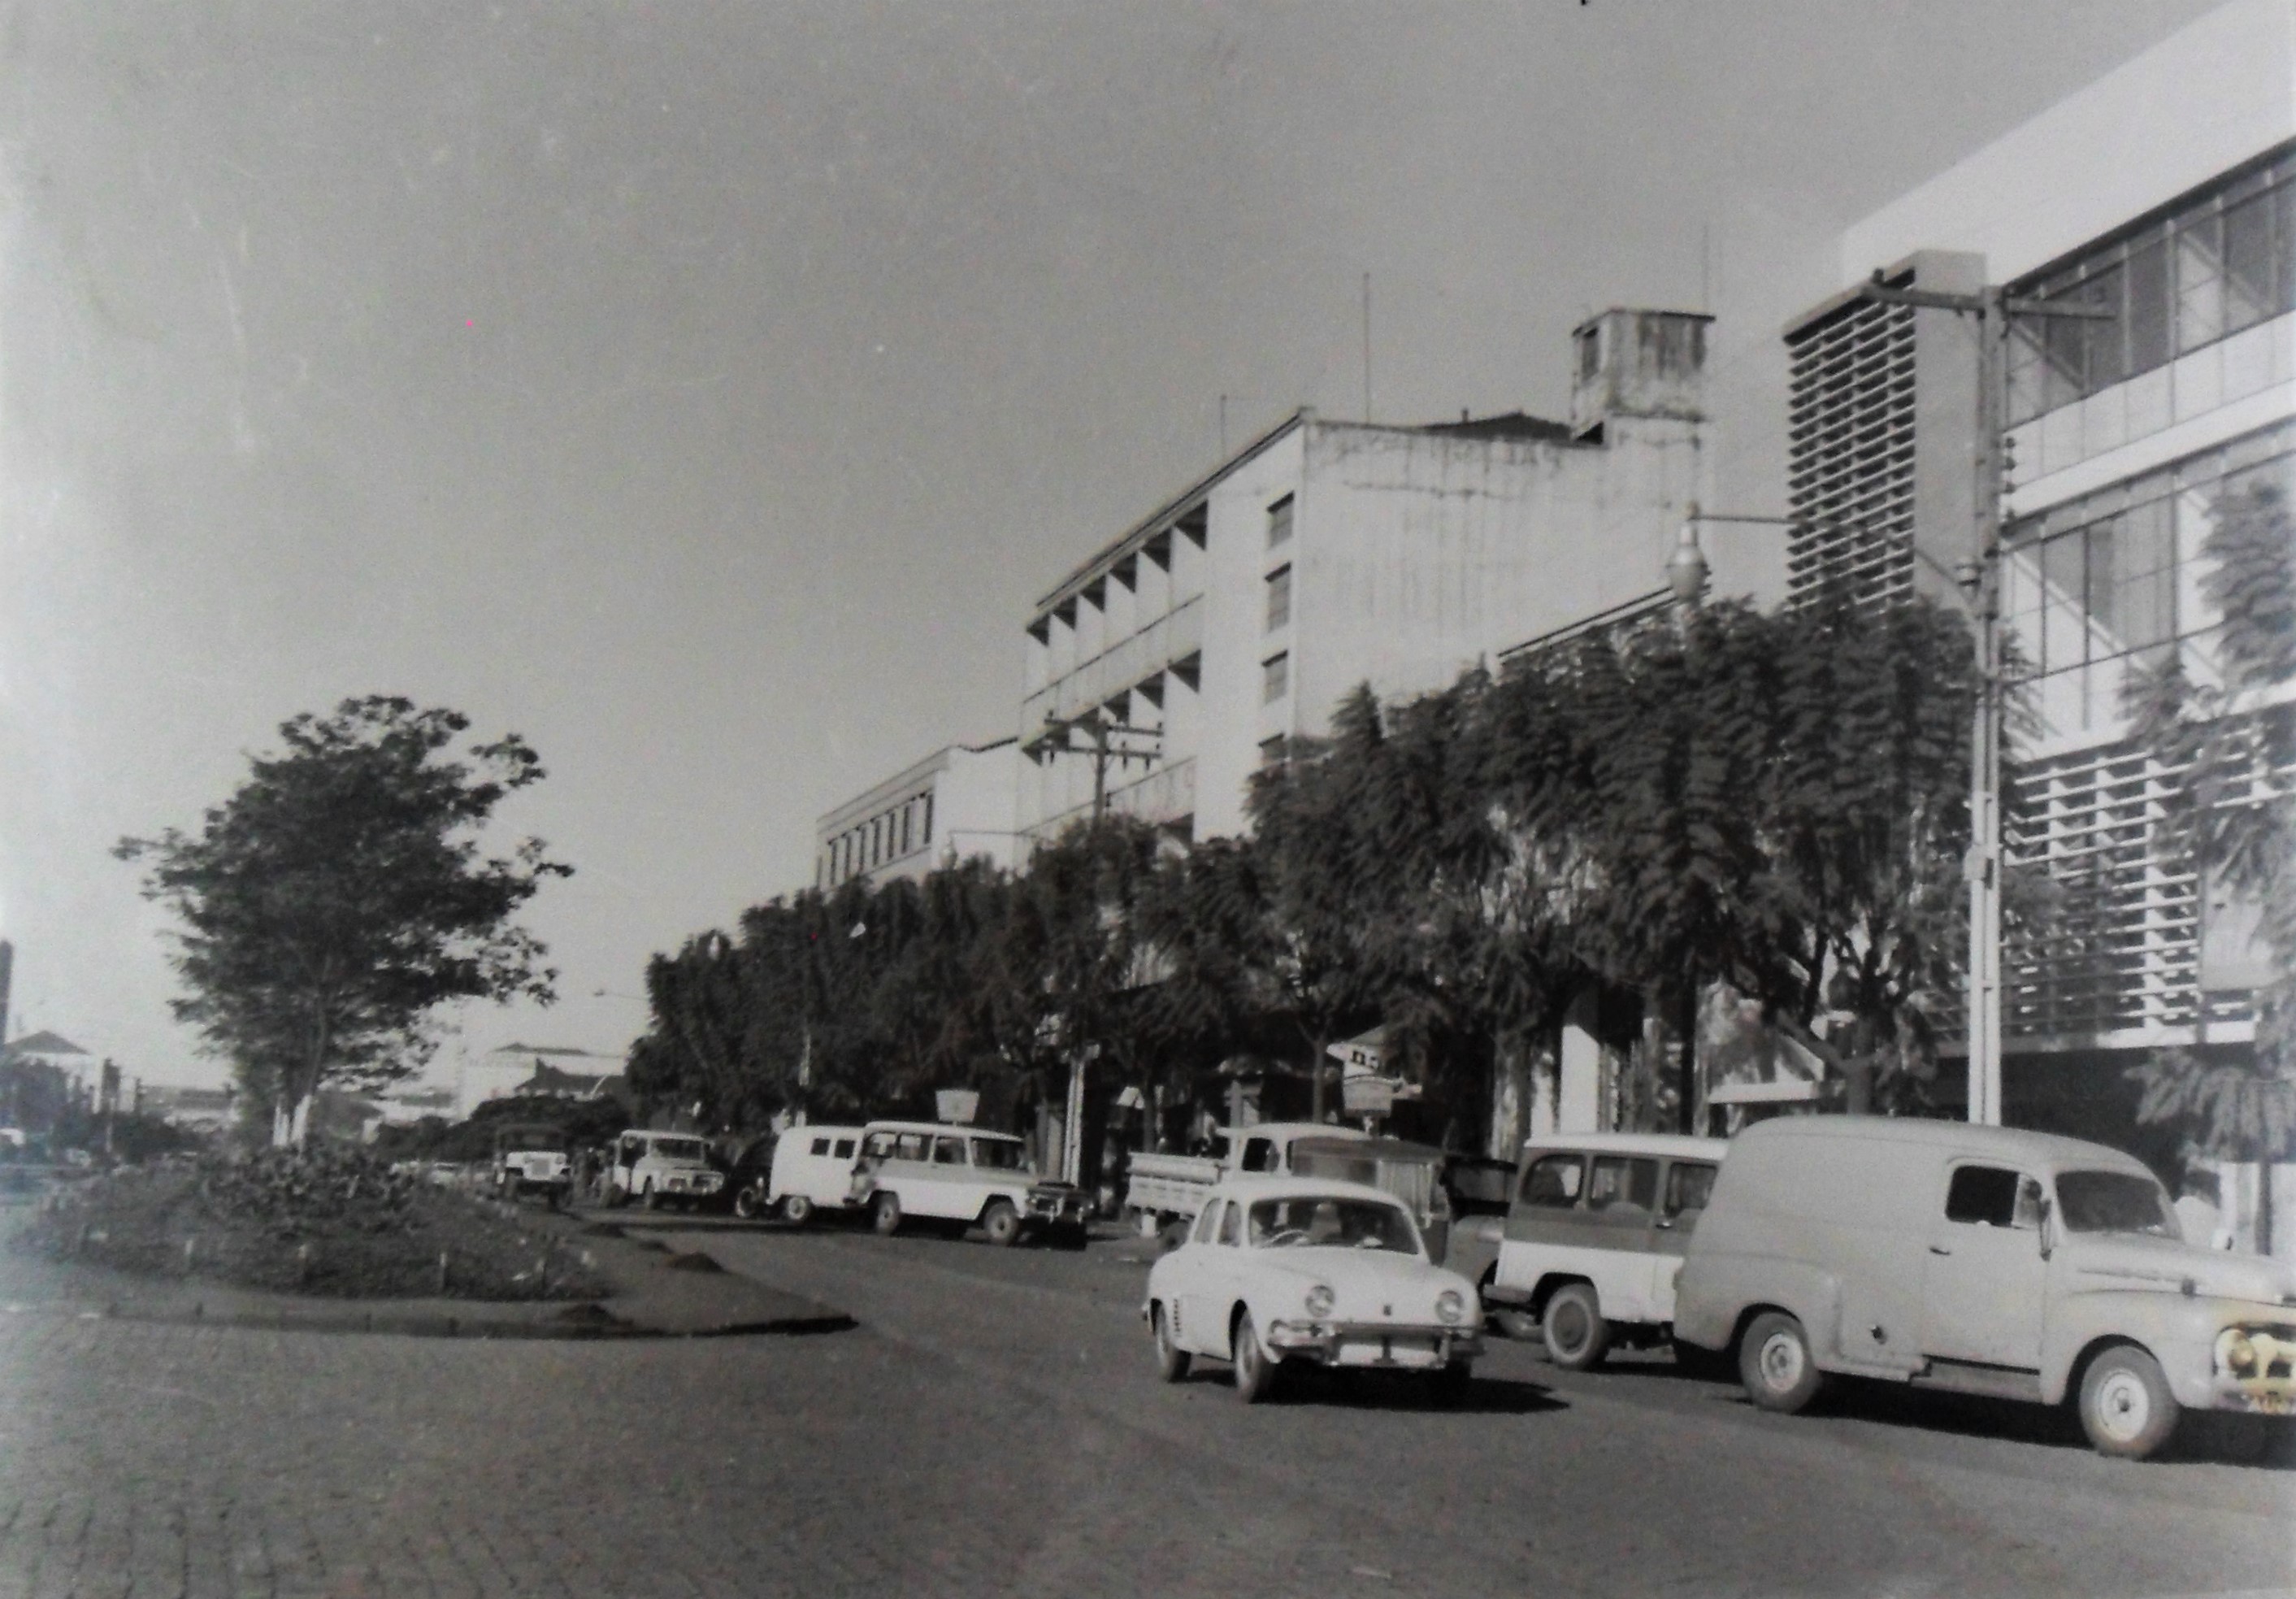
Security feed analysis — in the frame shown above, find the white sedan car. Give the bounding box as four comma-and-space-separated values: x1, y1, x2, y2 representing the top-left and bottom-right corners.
1144, 1175, 1485, 1403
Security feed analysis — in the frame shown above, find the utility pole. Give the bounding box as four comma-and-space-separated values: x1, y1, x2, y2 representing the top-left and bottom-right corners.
1035, 709, 1162, 1188
1853, 272, 2113, 1127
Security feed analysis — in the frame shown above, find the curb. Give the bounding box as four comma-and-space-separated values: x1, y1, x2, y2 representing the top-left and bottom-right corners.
0, 1297, 856, 1341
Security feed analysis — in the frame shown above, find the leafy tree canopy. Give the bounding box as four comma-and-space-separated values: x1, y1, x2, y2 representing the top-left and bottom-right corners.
117, 697, 571, 1142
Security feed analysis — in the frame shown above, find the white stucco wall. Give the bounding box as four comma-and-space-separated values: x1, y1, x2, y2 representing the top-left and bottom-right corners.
1842, 0, 2294, 287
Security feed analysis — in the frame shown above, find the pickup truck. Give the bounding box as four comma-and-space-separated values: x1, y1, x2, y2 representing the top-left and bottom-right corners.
1126, 1123, 1456, 1262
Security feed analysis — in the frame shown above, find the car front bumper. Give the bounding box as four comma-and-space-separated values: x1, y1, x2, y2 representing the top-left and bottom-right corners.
1265, 1319, 1483, 1368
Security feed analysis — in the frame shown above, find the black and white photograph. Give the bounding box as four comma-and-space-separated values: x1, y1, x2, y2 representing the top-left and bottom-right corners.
2, 2, 2292, 1593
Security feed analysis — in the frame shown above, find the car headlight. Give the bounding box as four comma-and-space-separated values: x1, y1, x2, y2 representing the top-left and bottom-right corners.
1304, 1284, 1335, 1319
2219, 1327, 2259, 1375
1435, 1289, 1466, 1326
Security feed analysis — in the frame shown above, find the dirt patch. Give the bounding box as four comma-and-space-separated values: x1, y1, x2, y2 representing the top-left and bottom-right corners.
9, 1147, 608, 1301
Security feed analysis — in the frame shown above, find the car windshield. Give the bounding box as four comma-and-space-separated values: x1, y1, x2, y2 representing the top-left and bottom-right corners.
971, 1138, 1027, 1171
1248, 1197, 1419, 1254
2055, 1170, 2177, 1237
650, 1138, 706, 1162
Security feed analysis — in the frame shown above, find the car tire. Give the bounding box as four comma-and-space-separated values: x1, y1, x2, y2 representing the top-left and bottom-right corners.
2078, 1345, 2180, 1460
1152, 1305, 1191, 1383
872, 1192, 902, 1236
780, 1193, 814, 1227
1231, 1310, 1278, 1404
1740, 1310, 1825, 1414
982, 1201, 1022, 1248
1542, 1283, 1611, 1371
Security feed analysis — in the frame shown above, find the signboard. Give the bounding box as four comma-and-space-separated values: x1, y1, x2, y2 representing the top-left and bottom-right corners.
1341, 1075, 1395, 1116
934, 1089, 979, 1125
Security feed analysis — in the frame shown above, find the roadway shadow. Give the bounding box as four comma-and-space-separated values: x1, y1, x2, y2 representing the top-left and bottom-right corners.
1717, 1375, 2294, 1467
1174, 1362, 1566, 1415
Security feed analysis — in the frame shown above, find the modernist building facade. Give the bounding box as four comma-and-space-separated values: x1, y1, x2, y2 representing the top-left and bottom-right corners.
1782, 0, 2293, 1161
815, 736, 1023, 892
1015, 307, 1768, 847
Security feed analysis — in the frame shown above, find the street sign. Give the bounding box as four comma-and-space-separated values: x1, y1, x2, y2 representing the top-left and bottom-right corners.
935, 1089, 979, 1124
1341, 1075, 1395, 1115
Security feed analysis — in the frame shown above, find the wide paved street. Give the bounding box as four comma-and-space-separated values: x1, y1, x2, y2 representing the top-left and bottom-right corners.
2, 1219, 2289, 1598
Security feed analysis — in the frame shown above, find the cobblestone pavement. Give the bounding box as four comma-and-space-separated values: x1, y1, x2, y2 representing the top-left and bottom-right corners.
1, 1220, 2289, 1598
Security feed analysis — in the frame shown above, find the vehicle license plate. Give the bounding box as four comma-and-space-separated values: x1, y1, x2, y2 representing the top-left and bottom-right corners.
1336, 1336, 1440, 1370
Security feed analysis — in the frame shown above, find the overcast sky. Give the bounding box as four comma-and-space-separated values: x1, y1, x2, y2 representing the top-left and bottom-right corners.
0, 0, 2226, 1087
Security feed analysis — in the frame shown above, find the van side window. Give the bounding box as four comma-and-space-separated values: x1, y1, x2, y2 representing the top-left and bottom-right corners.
1664, 1161, 1717, 1217
1521, 1154, 1585, 1207
809, 1136, 830, 1157
832, 1140, 855, 1159
862, 1132, 896, 1161
932, 1136, 966, 1165
1944, 1165, 2025, 1227
1193, 1202, 1223, 1245
1241, 1138, 1277, 1173
1589, 1156, 1657, 1214
1217, 1201, 1244, 1246
895, 1132, 931, 1161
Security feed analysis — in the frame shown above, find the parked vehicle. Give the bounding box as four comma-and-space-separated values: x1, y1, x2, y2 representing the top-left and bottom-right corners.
721, 1134, 779, 1219
765, 1124, 867, 1224
851, 1120, 1092, 1246
1672, 1116, 2296, 1459
1143, 1175, 1484, 1404
605, 1129, 725, 1211
489, 1123, 572, 1208
1469, 1132, 1730, 1369
1126, 1123, 1374, 1226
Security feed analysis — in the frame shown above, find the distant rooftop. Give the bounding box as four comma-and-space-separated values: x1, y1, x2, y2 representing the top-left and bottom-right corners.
2, 1030, 91, 1060
1415, 411, 1573, 442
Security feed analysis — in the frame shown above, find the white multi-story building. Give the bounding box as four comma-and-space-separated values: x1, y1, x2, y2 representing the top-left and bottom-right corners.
1016, 309, 1769, 845
1779, 0, 2291, 1196
814, 736, 1022, 892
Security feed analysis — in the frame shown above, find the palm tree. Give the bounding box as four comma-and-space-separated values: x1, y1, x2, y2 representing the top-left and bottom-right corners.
2125, 479, 2296, 1252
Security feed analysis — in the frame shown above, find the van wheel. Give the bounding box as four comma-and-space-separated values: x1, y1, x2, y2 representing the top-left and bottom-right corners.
1740, 1310, 1825, 1414
1152, 1305, 1191, 1383
1231, 1310, 1278, 1404
781, 1193, 814, 1227
2078, 1345, 2179, 1460
982, 1201, 1022, 1248
872, 1192, 903, 1236
1542, 1283, 1611, 1371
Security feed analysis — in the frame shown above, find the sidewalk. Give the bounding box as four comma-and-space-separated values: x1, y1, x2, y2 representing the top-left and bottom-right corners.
0, 1201, 852, 1340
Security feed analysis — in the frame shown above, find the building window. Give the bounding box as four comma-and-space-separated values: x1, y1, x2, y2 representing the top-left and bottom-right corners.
900, 803, 913, 857
1576, 324, 1601, 382
2006, 145, 2294, 427
1266, 494, 1294, 550
1258, 734, 1288, 767
1265, 564, 1291, 631
2001, 418, 2292, 738
922, 790, 935, 845
1262, 650, 1289, 703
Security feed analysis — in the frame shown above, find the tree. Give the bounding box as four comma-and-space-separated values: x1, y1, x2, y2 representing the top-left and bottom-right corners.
117, 697, 571, 1145
2124, 478, 2296, 1252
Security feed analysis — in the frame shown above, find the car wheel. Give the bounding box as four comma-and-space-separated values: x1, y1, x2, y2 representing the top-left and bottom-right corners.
2078, 1345, 2180, 1460
872, 1192, 903, 1236
1152, 1304, 1191, 1383
982, 1201, 1022, 1248
1231, 1310, 1279, 1404
1740, 1310, 1825, 1414
1542, 1283, 1611, 1371
779, 1193, 814, 1227
731, 1184, 763, 1221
